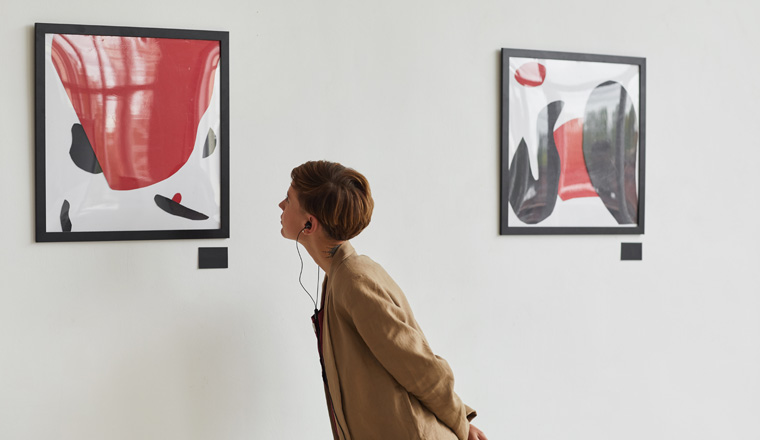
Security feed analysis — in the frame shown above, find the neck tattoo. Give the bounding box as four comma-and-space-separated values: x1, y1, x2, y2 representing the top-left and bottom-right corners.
327, 244, 342, 257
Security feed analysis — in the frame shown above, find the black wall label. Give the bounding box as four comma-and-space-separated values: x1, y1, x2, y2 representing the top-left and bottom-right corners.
621, 242, 642, 261
199, 247, 228, 269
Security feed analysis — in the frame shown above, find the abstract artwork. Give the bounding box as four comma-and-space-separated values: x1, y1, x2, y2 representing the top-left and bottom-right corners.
35, 23, 229, 242
500, 48, 646, 235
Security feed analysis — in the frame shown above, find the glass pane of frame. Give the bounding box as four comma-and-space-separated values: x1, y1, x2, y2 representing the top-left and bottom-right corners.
500, 48, 646, 235
35, 23, 229, 242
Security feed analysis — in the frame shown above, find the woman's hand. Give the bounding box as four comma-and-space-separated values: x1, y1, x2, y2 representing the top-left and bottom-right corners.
468, 423, 488, 440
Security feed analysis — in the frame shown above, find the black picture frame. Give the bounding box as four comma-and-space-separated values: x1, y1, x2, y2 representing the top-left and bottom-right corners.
500, 48, 645, 235
35, 23, 229, 242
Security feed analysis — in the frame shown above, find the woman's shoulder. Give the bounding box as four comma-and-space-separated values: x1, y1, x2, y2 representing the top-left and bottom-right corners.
330, 252, 413, 319
333, 252, 385, 284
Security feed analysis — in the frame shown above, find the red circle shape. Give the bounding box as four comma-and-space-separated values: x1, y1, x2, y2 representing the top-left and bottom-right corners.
515, 62, 547, 87
172, 193, 182, 204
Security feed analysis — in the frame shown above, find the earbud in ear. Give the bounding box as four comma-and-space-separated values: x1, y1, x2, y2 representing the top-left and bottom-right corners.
304, 221, 312, 230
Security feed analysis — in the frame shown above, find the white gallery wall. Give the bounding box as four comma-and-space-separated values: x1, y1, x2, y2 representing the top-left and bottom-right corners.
1, 0, 758, 439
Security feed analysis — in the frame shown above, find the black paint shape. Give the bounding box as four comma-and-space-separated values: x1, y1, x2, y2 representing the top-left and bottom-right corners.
60, 200, 72, 232
508, 100, 564, 224
203, 128, 217, 158
199, 247, 228, 269
154, 195, 209, 220
621, 242, 642, 261
69, 124, 102, 174
583, 81, 639, 225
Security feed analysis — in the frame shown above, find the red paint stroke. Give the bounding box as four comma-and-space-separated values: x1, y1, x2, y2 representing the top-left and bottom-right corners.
515, 62, 546, 87
554, 118, 598, 201
172, 193, 182, 204
51, 35, 220, 190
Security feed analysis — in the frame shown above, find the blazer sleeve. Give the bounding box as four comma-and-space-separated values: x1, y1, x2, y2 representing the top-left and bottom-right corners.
337, 272, 475, 440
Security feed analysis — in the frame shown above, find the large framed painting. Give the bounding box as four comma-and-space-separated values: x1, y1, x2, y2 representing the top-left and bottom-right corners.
35, 23, 229, 242
500, 48, 645, 235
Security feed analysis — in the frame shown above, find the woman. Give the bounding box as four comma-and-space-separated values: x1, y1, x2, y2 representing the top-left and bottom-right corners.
279, 160, 487, 440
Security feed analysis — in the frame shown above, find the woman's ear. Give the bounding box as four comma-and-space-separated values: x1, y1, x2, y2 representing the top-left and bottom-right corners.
302, 216, 317, 234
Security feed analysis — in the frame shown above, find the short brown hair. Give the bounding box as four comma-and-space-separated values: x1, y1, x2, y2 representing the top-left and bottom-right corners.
291, 161, 374, 241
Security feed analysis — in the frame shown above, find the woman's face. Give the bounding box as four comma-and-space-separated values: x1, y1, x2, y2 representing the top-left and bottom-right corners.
278, 184, 307, 240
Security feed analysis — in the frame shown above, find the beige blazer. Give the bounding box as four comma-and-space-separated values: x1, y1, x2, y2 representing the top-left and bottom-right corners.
321, 242, 476, 440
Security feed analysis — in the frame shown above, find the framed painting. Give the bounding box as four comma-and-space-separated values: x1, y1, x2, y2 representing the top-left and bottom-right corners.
35, 23, 229, 242
500, 48, 645, 235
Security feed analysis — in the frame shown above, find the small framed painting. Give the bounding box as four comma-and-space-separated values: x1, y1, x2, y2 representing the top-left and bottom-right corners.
500, 48, 645, 235
35, 23, 229, 242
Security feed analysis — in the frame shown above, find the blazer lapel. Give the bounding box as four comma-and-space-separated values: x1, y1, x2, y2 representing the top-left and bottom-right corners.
322, 242, 356, 440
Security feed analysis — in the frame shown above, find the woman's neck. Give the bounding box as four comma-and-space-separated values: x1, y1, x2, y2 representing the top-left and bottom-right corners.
304, 237, 345, 273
